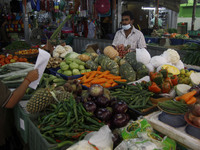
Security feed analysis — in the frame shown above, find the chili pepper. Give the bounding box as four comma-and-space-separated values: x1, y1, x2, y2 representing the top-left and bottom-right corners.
161, 81, 171, 93
148, 82, 161, 93
171, 75, 178, 86
159, 69, 168, 78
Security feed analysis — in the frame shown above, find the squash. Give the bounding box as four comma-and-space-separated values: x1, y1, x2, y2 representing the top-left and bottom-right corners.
103, 46, 119, 59
78, 54, 91, 62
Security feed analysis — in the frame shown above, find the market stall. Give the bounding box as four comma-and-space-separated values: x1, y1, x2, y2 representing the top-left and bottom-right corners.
1, 35, 200, 150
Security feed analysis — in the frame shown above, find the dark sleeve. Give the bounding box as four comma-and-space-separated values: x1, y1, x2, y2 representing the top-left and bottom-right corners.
0, 81, 12, 107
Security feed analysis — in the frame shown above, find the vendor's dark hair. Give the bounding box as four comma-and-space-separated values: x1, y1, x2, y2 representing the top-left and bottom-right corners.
122, 11, 134, 20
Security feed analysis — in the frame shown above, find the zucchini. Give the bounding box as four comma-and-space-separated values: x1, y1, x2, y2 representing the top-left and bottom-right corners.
2, 78, 24, 84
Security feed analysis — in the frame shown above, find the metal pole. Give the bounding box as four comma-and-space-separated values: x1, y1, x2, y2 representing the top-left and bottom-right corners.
112, 0, 117, 33
153, 0, 159, 29
191, 0, 197, 31
117, 0, 122, 29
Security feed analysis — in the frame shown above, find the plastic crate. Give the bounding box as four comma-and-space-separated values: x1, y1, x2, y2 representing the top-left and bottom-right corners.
188, 30, 200, 36
170, 39, 184, 45
14, 104, 30, 143
48, 68, 83, 80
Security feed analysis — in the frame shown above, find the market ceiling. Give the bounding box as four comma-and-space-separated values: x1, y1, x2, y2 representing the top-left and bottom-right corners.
123, 0, 189, 12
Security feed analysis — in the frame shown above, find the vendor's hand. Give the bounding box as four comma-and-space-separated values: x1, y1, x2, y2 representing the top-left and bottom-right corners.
26, 69, 39, 83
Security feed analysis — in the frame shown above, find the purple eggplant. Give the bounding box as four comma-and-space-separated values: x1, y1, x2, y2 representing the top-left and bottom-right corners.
113, 113, 128, 128
84, 101, 97, 113
96, 108, 112, 121
113, 101, 128, 114
95, 95, 110, 107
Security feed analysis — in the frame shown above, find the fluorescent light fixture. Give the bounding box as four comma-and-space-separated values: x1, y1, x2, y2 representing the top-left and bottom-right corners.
142, 7, 166, 10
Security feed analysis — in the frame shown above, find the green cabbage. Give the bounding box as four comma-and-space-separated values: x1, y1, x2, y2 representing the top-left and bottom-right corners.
69, 62, 79, 70
72, 69, 80, 75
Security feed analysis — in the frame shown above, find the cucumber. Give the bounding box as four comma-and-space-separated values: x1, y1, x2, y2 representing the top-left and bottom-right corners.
2, 78, 24, 84
2, 72, 28, 81
0, 67, 34, 79
53, 78, 66, 83
2, 62, 34, 70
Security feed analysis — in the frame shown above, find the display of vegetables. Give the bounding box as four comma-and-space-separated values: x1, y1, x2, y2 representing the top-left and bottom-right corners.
36, 95, 104, 148
58, 58, 89, 76
175, 90, 197, 105
188, 103, 200, 127
79, 84, 130, 128
103, 46, 119, 59
46, 57, 62, 68
53, 45, 73, 58
158, 100, 188, 114
4, 41, 31, 51
78, 66, 127, 88
178, 69, 193, 85
14, 48, 38, 55
110, 82, 154, 111
0, 54, 28, 66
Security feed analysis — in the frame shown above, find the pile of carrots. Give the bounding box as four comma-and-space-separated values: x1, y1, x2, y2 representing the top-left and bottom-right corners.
78, 66, 127, 88
0, 54, 28, 66
175, 90, 197, 105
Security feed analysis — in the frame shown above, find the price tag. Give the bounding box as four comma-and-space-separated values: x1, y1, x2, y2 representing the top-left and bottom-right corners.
20, 118, 25, 131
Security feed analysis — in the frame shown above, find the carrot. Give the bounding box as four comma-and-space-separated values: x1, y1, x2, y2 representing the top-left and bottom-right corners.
106, 79, 114, 84
91, 78, 107, 84
175, 90, 197, 102
81, 75, 87, 83
107, 76, 121, 80
88, 71, 97, 79
82, 83, 91, 87
84, 78, 94, 83
112, 82, 118, 87
97, 71, 110, 78
97, 66, 101, 71
186, 97, 197, 105
114, 79, 127, 82
102, 83, 112, 88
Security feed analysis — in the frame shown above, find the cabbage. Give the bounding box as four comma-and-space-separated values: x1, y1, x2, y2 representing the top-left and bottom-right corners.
69, 62, 79, 69
65, 52, 80, 59
175, 84, 191, 96
190, 72, 200, 85
79, 65, 85, 70
63, 70, 72, 76
72, 69, 81, 75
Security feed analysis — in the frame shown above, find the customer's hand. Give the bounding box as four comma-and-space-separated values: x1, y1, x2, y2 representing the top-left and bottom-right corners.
26, 69, 39, 82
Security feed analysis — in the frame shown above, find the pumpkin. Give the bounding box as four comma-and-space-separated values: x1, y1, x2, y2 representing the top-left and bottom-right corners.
103, 46, 119, 59
161, 64, 180, 75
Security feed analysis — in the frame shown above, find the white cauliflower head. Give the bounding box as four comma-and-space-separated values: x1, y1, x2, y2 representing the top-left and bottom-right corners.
53, 50, 60, 58
150, 56, 167, 68
162, 49, 180, 64
55, 45, 66, 54
64, 45, 73, 52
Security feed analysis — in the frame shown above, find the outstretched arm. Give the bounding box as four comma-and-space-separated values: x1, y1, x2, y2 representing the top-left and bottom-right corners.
5, 69, 39, 108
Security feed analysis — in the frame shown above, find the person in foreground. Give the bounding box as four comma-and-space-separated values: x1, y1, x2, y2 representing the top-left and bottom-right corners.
112, 11, 146, 52
0, 69, 39, 149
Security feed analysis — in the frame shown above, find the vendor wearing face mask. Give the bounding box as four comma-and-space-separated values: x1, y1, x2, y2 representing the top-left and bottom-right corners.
112, 11, 146, 52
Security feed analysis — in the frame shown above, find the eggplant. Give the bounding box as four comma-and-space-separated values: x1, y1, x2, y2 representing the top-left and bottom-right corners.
110, 97, 118, 107
89, 84, 104, 97
84, 101, 97, 113
113, 101, 128, 114
96, 108, 112, 121
95, 95, 110, 107
113, 113, 129, 128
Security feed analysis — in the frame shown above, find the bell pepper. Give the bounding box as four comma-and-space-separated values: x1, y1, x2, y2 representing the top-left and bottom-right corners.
148, 82, 161, 93
171, 75, 178, 86
7, 54, 13, 60
161, 81, 171, 93
153, 72, 163, 85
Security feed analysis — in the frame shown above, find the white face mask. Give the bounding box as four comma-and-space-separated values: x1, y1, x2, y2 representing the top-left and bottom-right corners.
122, 24, 131, 30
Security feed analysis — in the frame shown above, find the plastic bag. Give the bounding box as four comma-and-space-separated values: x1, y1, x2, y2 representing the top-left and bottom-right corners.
67, 125, 113, 150
136, 48, 151, 65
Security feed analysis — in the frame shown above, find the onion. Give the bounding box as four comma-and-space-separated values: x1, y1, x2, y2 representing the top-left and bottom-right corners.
192, 116, 200, 127
83, 101, 97, 113
192, 104, 200, 117
188, 112, 196, 122
89, 84, 104, 97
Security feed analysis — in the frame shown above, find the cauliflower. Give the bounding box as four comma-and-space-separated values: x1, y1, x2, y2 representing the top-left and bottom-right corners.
150, 56, 167, 68
136, 48, 151, 65
64, 45, 73, 52
162, 49, 180, 64
55, 45, 66, 54
175, 60, 184, 70
53, 51, 59, 58
60, 51, 68, 58
145, 63, 155, 72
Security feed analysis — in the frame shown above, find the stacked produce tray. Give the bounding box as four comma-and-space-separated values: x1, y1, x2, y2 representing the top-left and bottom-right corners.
14, 103, 30, 144
145, 111, 200, 150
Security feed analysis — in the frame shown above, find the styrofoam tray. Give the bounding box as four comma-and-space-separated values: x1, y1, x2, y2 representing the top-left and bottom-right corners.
144, 111, 200, 150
